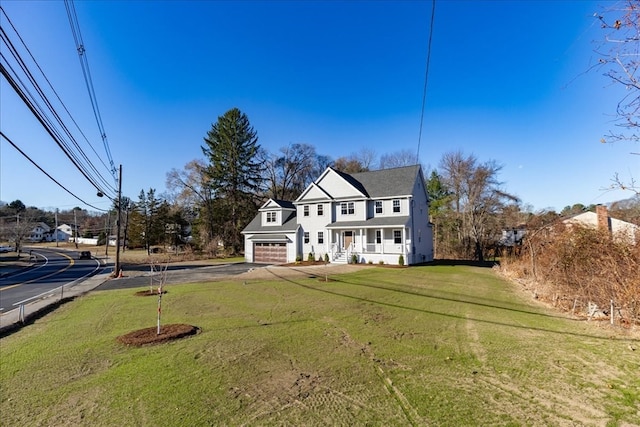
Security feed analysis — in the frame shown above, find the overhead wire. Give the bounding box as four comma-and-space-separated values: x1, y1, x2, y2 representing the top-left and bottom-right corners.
1, 6, 116, 185
0, 38, 116, 196
0, 131, 108, 211
0, 5, 117, 202
64, 0, 117, 183
0, 58, 115, 201
416, 0, 436, 164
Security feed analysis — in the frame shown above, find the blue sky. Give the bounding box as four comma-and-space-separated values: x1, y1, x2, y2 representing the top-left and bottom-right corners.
1, 0, 638, 213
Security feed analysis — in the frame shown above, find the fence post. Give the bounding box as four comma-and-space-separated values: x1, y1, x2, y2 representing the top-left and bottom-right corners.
610, 299, 614, 326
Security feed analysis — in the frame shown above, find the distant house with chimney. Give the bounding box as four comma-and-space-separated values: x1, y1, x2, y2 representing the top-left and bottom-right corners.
564, 204, 639, 244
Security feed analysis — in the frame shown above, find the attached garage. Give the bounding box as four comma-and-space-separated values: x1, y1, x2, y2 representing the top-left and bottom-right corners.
241, 199, 299, 264
253, 242, 287, 264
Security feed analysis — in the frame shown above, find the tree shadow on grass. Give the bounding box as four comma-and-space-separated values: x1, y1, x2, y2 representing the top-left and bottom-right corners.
419, 259, 499, 268
263, 267, 638, 342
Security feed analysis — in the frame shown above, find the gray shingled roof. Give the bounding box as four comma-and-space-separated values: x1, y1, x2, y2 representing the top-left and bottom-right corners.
270, 200, 295, 209
325, 216, 411, 229
247, 234, 291, 241
242, 210, 298, 234
347, 165, 421, 199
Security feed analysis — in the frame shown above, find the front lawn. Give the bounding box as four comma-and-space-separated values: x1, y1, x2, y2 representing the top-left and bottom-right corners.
1, 265, 637, 426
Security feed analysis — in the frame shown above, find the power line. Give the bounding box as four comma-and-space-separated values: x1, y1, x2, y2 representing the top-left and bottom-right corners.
416, 0, 436, 164
0, 6, 117, 199
1, 6, 117, 184
0, 57, 116, 201
64, 0, 117, 183
0, 131, 108, 211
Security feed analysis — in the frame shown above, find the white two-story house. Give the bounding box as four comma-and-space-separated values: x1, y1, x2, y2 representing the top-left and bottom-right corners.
242, 165, 434, 265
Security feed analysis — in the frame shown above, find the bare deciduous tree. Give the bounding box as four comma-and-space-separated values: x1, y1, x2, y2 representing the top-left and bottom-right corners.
594, 0, 640, 193
439, 151, 519, 261
166, 159, 216, 246
264, 143, 319, 200
378, 149, 417, 170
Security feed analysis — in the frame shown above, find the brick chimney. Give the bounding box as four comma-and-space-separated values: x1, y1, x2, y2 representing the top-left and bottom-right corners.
596, 204, 611, 233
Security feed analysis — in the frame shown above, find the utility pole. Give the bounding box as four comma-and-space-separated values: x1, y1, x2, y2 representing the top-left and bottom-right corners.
55, 208, 59, 247
115, 165, 122, 276
73, 208, 78, 248
104, 212, 110, 257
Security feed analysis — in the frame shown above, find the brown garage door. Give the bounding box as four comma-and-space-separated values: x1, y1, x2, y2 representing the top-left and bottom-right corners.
254, 242, 287, 263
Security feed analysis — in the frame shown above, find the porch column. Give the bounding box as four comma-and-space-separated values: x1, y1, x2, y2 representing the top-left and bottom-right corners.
360, 228, 364, 252
362, 230, 367, 252
380, 228, 384, 254
403, 227, 408, 263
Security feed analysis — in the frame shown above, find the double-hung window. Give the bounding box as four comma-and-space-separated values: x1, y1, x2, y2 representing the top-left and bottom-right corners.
375, 200, 383, 214
303, 205, 309, 217
317, 204, 323, 216
393, 199, 400, 213
341, 202, 355, 215
376, 230, 381, 244
317, 231, 324, 244
304, 232, 309, 244
394, 230, 402, 244
266, 212, 276, 223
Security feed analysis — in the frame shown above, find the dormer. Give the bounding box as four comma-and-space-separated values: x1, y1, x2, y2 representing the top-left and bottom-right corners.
259, 199, 296, 227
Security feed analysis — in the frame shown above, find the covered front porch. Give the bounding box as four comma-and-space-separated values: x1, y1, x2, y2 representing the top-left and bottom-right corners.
326, 217, 411, 265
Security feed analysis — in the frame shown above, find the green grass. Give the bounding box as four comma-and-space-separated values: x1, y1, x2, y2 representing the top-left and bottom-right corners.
1, 265, 638, 426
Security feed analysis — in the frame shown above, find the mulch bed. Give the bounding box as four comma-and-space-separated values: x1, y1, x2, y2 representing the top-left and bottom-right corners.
117, 324, 199, 346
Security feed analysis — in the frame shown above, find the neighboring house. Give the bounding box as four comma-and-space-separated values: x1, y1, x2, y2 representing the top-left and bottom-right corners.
565, 205, 639, 244
499, 227, 526, 247
48, 228, 71, 243
242, 165, 434, 265
29, 222, 51, 242
57, 223, 75, 238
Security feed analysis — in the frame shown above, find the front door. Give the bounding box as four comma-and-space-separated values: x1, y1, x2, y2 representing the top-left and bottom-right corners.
343, 231, 353, 250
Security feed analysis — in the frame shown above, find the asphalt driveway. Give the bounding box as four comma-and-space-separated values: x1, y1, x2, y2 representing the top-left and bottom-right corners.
94, 262, 265, 291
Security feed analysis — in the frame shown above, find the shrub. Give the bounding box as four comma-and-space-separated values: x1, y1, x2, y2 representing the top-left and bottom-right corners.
295, 255, 302, 263
378, 260, 384, 265
368, 260, 373, 264
398, 254, 405, 266
324, 253, 329, 263
308, 252, 315, 261
500, 224, 640, 324
350, 254, 358, 264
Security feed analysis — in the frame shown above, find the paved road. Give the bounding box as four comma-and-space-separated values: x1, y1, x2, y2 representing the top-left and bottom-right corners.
0, 248, 104, 312
94, 262, 264, 291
